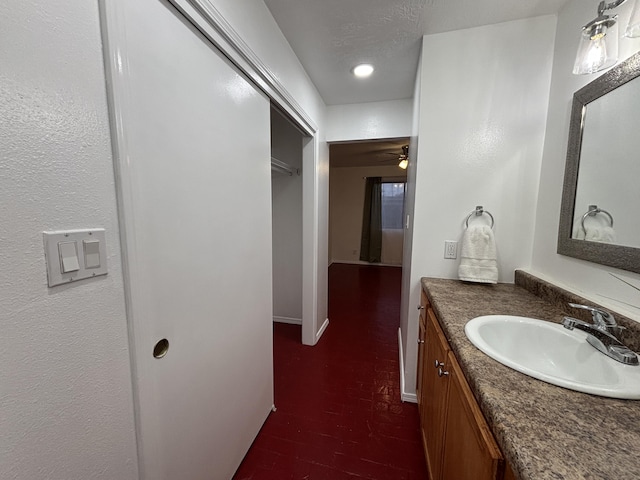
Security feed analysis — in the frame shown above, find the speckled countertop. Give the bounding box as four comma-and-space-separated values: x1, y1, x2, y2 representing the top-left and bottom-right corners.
421, 273, 640, 480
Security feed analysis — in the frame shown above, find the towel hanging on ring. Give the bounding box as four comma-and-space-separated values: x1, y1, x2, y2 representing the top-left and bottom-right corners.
458, 207, 498, 284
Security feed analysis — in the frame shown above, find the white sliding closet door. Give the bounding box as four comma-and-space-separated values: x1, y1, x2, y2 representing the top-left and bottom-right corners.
102, 1, 273, 478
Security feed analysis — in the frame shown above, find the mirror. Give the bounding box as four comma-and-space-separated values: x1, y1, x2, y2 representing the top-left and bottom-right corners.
558, 51, 640, 274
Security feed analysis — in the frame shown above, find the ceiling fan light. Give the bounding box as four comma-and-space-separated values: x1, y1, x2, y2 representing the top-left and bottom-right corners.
398, 159, 408, 170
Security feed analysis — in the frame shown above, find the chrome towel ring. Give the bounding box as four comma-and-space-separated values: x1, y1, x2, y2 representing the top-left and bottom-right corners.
581, 205, 613, 233
464, 205, 494, 229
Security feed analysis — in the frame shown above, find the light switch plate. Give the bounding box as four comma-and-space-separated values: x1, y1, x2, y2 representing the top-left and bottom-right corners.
43, 229, 108, 287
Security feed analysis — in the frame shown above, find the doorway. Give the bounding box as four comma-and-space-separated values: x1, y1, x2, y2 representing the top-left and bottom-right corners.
328, 138, 410, 267
271, 107, 304, 330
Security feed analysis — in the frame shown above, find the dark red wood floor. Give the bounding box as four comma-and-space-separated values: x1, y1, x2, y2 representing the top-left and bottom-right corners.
233, 263, 427, 479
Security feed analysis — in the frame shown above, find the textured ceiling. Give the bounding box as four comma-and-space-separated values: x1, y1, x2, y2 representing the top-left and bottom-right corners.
264, 0, 570, 105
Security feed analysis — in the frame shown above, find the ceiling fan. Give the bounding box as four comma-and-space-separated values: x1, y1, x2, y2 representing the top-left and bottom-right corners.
384, 144, 409, 169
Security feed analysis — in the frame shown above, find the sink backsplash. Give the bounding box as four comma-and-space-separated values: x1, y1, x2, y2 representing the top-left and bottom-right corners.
515, 270, 640, 353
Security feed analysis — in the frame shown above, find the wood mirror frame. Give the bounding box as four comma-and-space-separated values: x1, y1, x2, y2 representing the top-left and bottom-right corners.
557, 51, 640, 274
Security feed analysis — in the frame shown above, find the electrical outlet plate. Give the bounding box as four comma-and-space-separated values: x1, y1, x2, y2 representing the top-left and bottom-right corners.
444, 240, 458, 259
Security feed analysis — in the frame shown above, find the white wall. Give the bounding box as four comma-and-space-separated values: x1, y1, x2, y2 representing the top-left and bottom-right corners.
399, 51, 422, 402
309, 137, 331, 343
531, 0, 640, 319
326, 99, 413, 142
272, 109, 304, 323
329, 165, 406, 264
211, 0, 325, 128
0, 1, 138, 478
401, 15, 558, 395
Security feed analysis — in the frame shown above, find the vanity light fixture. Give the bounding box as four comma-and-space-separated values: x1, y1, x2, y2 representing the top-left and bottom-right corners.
627, 0, 640, 36
352, 63, 374, 78
574, 0, 640, 75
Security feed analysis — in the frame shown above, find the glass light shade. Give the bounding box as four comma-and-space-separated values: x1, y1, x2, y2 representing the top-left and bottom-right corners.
625, 0, 640, 37
398, 159, 408, 169
352, 64, 374, 78
573, 19, 619, 75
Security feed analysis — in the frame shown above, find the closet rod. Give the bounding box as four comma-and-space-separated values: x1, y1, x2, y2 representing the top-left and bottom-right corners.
271, 157, 299, 176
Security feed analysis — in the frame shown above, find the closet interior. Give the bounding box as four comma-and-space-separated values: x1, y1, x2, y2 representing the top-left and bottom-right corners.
271, 107, 304, 331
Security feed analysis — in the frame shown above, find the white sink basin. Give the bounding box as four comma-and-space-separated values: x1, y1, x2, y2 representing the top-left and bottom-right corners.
464, 315, 640, 399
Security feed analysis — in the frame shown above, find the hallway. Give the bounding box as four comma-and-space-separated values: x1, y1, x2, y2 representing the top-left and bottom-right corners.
233, 263, 427, 479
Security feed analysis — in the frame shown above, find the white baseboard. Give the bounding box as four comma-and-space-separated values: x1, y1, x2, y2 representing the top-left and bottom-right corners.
273, 316, 302, 325
398, 327, 417, 403
315, 317, 329, 342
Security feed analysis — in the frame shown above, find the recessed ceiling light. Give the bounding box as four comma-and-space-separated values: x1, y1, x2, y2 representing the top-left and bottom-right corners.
352, 64, 374, 78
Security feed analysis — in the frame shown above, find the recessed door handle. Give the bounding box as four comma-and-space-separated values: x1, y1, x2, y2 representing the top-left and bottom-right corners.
153, 338, 169, 359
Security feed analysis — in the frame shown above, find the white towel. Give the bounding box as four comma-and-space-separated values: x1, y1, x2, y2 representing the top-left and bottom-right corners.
573, 223, 586, 240
584, 225, 617, 243
458, 224, 498, 284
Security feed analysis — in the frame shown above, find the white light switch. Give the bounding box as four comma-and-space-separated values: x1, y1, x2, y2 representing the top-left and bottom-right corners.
83, 239, 101, 268
58, 241, 80, 273
44, 229, 108, 287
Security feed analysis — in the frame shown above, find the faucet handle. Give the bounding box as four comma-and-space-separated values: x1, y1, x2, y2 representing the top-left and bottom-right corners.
568, 303, 616, 326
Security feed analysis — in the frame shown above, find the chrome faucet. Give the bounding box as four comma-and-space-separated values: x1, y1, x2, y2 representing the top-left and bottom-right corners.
566, 303, 624, 337
562, 303, 638, 366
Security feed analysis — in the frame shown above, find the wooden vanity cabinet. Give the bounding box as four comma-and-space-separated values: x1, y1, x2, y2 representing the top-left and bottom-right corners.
418, 294, 506, 480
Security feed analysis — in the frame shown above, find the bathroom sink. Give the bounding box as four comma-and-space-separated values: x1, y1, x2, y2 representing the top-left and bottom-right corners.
464, 315, 640, 399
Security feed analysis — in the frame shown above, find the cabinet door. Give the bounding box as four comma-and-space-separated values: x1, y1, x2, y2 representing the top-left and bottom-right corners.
441, 352, 504, 480
416, 290, 428, 409
417, 316, 426, 410
423, 309, 451, 480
